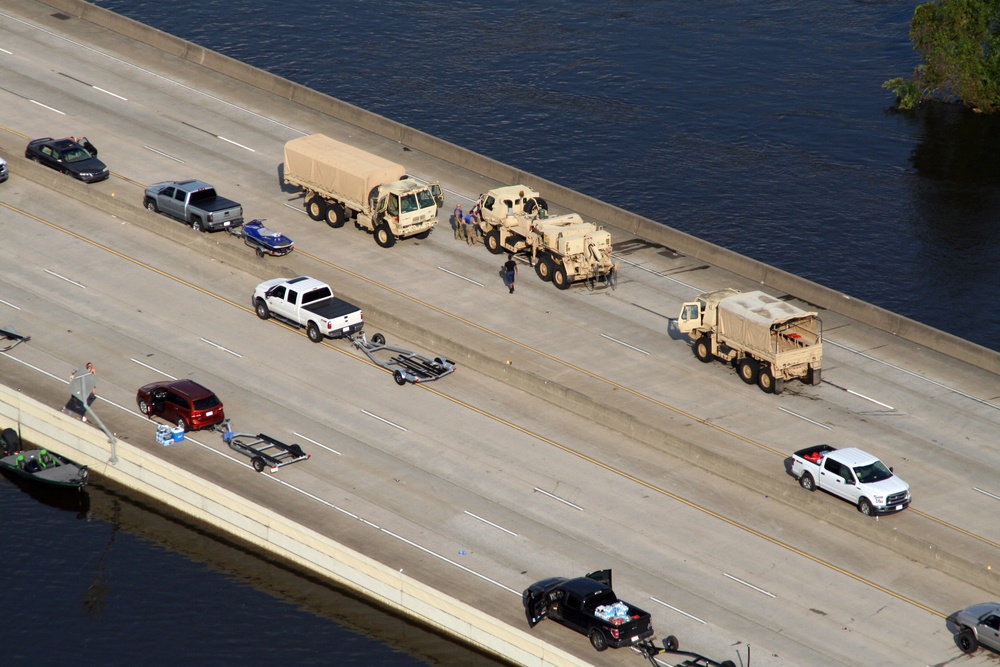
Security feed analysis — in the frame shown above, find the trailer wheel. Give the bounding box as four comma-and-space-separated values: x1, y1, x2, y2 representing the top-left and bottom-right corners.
757, 366, 776, 393
958, 627, 979, 654
664, 635, 679, 651
485, 228, 504, 255
552, 265, 570, 290
535, 255, 553, 281
306, 196, 326, 221
693, 336, 713, 363
858, 497, 875, 516
254, 298, 270, 320
737, 358, 759, 384
799, 472, 815, 491
372, 333, 386, 346
326, 203, 347, 228
144, 197, 158, 213
588, 629, 608, 652
251, 456, 266, 473
255, 246, 265, 258
374, 224, 396, 248
393, 370, 408, 386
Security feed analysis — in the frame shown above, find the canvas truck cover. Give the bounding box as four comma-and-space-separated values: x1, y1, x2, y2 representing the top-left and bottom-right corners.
284, 134, 405, 206
716, 291, 819, 356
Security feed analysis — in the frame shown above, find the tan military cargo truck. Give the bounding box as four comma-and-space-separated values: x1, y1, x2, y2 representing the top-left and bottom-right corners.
477, 185, 617, 290
677, 288, 823, 394
283, 134, 443, 248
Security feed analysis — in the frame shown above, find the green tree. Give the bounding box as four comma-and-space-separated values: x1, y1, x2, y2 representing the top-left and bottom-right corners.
884, 0, 1000, 112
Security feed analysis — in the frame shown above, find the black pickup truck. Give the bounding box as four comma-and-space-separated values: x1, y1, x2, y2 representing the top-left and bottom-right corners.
522, 569, 654, 651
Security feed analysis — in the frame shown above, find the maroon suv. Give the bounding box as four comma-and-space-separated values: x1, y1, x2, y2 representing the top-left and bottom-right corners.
136, 379, 225, 431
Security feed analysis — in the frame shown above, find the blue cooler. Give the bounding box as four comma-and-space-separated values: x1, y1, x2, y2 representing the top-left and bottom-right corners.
171, 426, 185, 443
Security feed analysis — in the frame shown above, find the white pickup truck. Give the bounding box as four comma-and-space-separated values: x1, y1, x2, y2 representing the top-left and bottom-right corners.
253, 276, 363, 342
791, 445, 910, 516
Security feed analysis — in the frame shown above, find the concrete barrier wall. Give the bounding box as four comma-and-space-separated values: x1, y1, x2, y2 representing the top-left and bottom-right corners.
0, 383, 589, 667
38, 0, 1000, 374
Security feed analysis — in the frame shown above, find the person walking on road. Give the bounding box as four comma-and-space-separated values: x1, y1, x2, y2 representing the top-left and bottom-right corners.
503, 254, 518, 294
452, 203, 465, 241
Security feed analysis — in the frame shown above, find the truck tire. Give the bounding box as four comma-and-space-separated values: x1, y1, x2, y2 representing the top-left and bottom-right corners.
858, 497, 875, 516
307, 322, 323, 343
191, 217, 204, 232
144, 197, 158, 213
306, 196, 326, 221
254, 298, 270, 320
485, 228, 504, 255
552, 265, 570, 290
958, 627, 979, 653
535, 254, 553, 281
757, 366, 776, 393
807, 366, 822, 386
588, 628, 608, 652
799, 472, 815, 491
737, 358, 759, 384
374, 224, 396, 248
693, 336, 713, 363
326, 203, 347, 228
251, 456, 266, 473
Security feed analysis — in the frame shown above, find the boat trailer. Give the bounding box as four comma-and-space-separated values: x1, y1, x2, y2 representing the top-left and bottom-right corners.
1, 325, 30, 352
217, 419, 309, 473
348, 332, 456, 385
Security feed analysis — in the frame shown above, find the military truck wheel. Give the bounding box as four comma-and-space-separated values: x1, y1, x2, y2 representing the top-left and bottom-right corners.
693, 336, 713, 363
535, 255, 553, 281
807, 366, 822, 385
737, 358, 759, 384
144, 197, 158, 213
757, 366, 776, 393
588, 629, 608, 652
552, 265, 570, 290
858, 497, 875, 516
374, 224, 396, 248
306, 196, 326, 221
958, 627, 979, 653
485, 229, 504, 255
326, 203, 347, 228
307, 322, 323, 343
254, 298, 270, 320
251, 457, 266, 473
799, 473, 815, 492
414, 229, 432, 239
372, 333, 386, 346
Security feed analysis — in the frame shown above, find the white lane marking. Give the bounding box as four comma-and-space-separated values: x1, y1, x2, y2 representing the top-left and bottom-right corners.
601, 333, 650, 355
44, 269, 85, 288
973, 487, 1000, 502
613, 253, 698, 290
30, 99, 65, 114
92, 86, 127, 101
361, 409, 406, 431
827, 338, 1000, 411
284, 203, 306, 214
533, 487, 584, 511
130, 358, 177, 380
0, 47, 12, 55
293, 431, 342, 456
846, 389, 894, 410
778, 407, 832, 430
0, 11, 305, 135
438, 267, 484, 287
217, 136, 255, 152
200, 338, 242, 357
723, 572, 776, 598
464, 510, 518, 537
649, 597, 706, 624
0, 298, 21, 310
144, 145, 184, 163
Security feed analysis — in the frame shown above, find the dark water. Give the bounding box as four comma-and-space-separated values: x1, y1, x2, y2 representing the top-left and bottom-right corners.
11, 1, 1000, 664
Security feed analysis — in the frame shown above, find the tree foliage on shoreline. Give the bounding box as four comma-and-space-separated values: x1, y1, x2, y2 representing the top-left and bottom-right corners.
884, 0, 1000, 112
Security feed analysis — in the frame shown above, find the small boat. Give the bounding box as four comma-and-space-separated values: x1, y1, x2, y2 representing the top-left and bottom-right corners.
0, 428, 88, 489
231, 219, 294, 257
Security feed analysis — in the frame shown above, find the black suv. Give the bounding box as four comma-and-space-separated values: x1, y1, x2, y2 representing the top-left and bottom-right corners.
25, 137, 109, 183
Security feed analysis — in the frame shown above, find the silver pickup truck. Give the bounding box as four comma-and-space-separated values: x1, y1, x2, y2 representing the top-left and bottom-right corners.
143, 179, 243, 232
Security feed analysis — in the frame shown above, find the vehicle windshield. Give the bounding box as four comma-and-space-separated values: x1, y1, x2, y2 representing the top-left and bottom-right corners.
400, 193, 418, 214
854, 460, 893, 484
416, 189, 436, 209
63, 147, 93, 163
